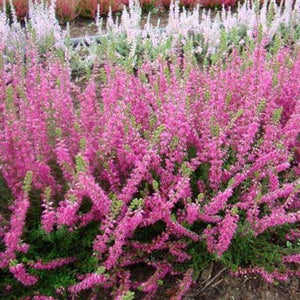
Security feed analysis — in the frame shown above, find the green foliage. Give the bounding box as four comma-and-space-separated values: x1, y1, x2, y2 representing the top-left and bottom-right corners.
221, 222, 300, 272
272, 106, 283, 124
190, 162, 211, 200
130, 198, 144, 211
176, 220, 300, 283
96, 266, 106, 274
133, 221, 166, 243
0, 190, 101, 299
110, 193, 123, 219
122, 291, 135, 300
75, 154, 86, 173
176, 239, 213, 280
0, 173, 13, 221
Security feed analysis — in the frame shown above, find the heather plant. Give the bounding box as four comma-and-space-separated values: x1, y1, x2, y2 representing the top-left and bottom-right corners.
93, 0, 299, 46
0, 1, 26, 59
0, 41, 300, 298
27, 0, 67, 50
0, 0, 69, 66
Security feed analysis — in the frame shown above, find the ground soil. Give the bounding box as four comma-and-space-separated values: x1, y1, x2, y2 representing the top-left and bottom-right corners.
85, 263, 300, 299
184, 265, 300, 300
67, 10, 170, 38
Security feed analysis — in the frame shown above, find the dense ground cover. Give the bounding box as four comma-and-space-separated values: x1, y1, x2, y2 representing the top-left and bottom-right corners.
0, 0, 300, 299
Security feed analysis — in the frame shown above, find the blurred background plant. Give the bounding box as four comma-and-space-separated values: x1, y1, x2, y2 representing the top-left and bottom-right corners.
2, 0, 296, 22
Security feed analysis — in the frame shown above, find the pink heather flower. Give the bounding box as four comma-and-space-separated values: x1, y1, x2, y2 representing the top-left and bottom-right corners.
77, 173, 110, 217
232, 267, 289, 284
204, 188, 233, 215
115, 270, 131, 300
5, 284, 12, 291
259, 184, 294, 206
54, 139, 75, 182
255, 209, 300, 235
186, 203, 200, 224
169, 246, 191, 262
41, 189, 57, 233
283, 254, 300, 264
200, 0, 237, 7
215, 212, 239, 256
32, 296, 57, 300
69, 273, 107, 294
170, 268, 193, 300
56, 202, 79, 227
165, 218, 199, 241
104, 211, 144, 270
286, 230, 300, 241
140, 264, 171, 293
1, 41, 300, 296
118, 150, 155, 206
231, 267, 275, 284
17, 243, 30, 253
41, 210, 56, 233
198, 213, 221, 223
55, 286, 66, 295
130, 232, 170, 254
29, 257, 76, 270
2, 191, 31, 267
204, 226, 218, 253
93, 217, 115, 254
267, 171, 280, 191
9, 263, 38, 286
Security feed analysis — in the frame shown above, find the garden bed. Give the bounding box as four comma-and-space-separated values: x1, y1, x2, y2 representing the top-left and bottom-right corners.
67, 11, 170, 37
0, 1, 300, 299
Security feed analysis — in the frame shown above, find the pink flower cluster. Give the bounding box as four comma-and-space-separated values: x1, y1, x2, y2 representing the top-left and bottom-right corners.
0, 43, 300, 298
68, 273, 107, 293
283, 254, 300, 264
29, 257, 76, 270
170, 268, 193, 300
231, 266, 289, 283
9, 263, 38, 286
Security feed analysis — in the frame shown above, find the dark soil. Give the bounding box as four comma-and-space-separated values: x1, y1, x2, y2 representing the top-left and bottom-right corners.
184, 265, 300, 300
82, 263, 300, 300
67, 10, 170, 38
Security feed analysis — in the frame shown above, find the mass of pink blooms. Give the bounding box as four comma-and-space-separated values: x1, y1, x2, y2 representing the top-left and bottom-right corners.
0, 42, 300, 298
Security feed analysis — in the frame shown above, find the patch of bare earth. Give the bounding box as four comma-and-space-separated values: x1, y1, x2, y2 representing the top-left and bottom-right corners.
185, 264, 300, 300
82, 263, 300, 299
67, 11, 170, 38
